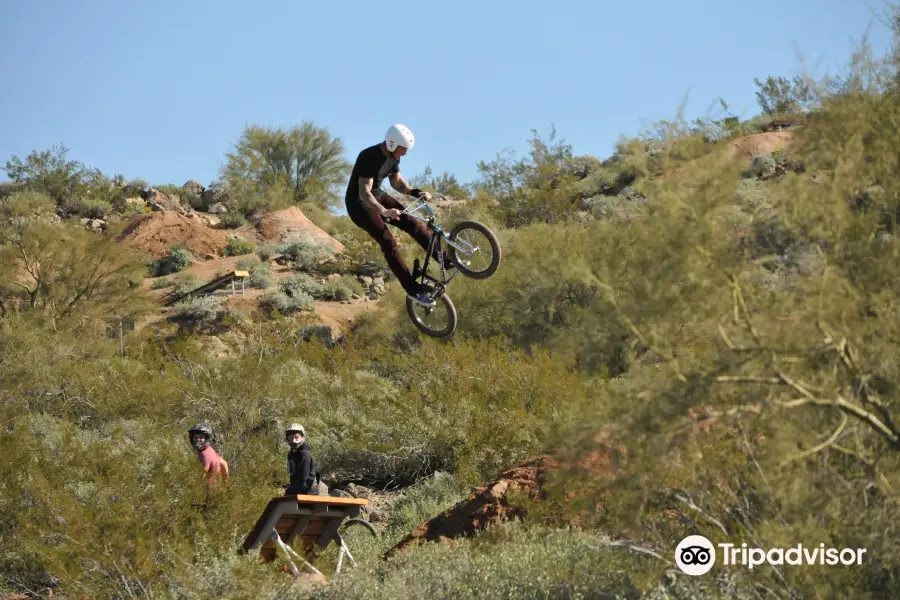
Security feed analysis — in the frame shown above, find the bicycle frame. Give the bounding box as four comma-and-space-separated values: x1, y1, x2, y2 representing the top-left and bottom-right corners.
385, 197, 485, 300
398, 200, 459, 290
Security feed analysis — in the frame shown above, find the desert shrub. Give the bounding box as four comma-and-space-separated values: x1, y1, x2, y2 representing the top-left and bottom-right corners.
118, 202, 145, 219
260, 290, 314, 314
521, 39, 900, 599
220, 238, 255, 257
219, 212, 246, 229
281, 240, 333, 271
235, 257, 272, 289
378, 472, 469, 549
0, 314, 588, 597
317, 275, 364, 301
323, 231, 387, 278
150, 245, 193, 276
290, 522, 741, 599
733, 177, 770, 209
295, 324, 338, 347
220, 178, 294, 217
75, 197, 112, 219
173, 295, 227, 326
256, 243, 281, 261
172, 273, 201, 296
279, 273, 323, 298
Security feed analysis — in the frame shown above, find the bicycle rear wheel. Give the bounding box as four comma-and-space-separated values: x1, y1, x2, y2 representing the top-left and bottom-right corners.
338, 518, 378, 540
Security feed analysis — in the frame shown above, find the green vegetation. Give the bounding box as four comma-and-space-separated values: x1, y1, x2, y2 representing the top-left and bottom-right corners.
150, 245, 194, 276
235, 257, 273, 289
4, 16, 900, 599
221, 123, 351, 214
219, 212, 247, 229
221, 237, 255, 257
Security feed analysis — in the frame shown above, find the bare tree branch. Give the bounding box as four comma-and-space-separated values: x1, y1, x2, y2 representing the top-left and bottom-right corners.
779, 412, 849, 467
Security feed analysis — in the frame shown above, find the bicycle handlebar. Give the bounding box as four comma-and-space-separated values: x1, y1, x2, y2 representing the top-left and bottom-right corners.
385, 193, 444, 224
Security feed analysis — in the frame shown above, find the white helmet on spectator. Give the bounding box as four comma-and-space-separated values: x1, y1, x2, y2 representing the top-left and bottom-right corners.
385, 124, 415, 152
284, 423, 306, 448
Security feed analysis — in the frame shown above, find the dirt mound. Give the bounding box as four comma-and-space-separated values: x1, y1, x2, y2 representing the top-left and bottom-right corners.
256, 207, 344, 252
116, 212, 230, 260
723, 131, 792, 161
384, 430, 625, 558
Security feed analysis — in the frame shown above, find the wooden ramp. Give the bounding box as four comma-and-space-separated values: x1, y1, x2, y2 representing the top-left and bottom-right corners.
165, 270, 249, 306
241, 494, 369, 577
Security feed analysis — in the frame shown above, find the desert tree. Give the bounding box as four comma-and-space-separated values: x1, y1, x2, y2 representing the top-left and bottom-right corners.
221, 122, 351, 211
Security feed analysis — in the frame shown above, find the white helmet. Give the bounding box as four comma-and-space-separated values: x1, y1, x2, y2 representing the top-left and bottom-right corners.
285, 423, 306, 448
385, 124, 415, 152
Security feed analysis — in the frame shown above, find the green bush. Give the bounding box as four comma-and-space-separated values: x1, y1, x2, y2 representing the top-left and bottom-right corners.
295, 324, 338, 347
378, 472, 469, 549
290, 522, 705, 599
322, 230, 387, 277
221, 238, 255, 257
279, 273, 323, 298
256, 243, 281, 261
149, 245, 194, 276
264, 272, 320, 315
260, 289, 314, 314
318, 275, 364, 301
75, 197, 113, 219
118, 202, 145, 219
236, 257, 273, 289
282, 240, 333, 271
173, 295, 227, 325
219, 212, 246, 229
172, 273, 201, 296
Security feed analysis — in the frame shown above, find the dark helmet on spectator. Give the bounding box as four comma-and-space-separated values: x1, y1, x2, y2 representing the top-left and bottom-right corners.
188, 423, 213, 450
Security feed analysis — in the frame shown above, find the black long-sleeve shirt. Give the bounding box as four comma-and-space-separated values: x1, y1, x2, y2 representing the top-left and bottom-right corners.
284, 442, 318, 495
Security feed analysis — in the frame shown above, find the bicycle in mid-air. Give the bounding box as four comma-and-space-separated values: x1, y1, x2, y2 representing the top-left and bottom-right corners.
386, 195, 501, 338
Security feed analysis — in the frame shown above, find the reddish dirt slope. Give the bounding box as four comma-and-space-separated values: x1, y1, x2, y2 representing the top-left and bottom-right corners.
663, 130, 795, 183
116, 212, 231, 260
255, 207, 345, 252
722, 131, 792, 161
384, 430, 626, 558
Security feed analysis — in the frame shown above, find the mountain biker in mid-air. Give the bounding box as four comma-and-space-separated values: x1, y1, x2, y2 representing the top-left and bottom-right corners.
344, 124, 461, 307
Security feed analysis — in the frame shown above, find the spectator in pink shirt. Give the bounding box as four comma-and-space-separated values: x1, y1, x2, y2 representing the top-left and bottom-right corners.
188, 423, 229, 484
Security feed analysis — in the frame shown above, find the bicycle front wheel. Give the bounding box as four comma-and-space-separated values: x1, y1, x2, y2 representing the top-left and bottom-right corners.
447, 220, 502, 279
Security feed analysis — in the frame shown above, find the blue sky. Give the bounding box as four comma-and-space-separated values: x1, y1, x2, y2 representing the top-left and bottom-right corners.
1, 0, 894, 196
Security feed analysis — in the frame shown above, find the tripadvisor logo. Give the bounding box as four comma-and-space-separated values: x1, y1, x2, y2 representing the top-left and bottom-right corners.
675, 535, 716, 576
675, 535, 868, 575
